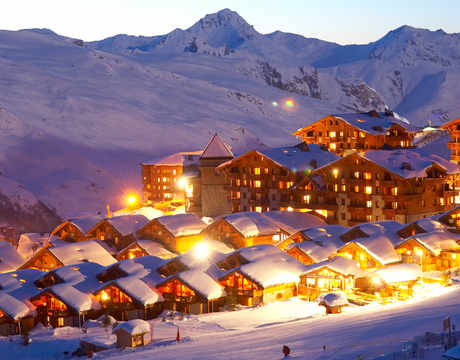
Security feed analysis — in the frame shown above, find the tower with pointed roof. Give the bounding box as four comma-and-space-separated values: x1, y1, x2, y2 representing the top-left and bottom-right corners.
197, 134, 234, 217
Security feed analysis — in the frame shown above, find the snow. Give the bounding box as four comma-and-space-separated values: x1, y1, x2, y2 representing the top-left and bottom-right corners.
114, 206, 165, 220
106, 214, 150, 236
141, 151, 202, 166
154, 213, 207, 237
0, 292, 31, 320
17, 233, 50, 260
398, 230, 460, 256
318, 291, 349, 307
370, 263, 420, 284
113, 319, 151, 335
45, 284, 94, 313
221, 211, 280, 237
445, 345, 460, 359
304, 256, 369, 278
120, 240, 176, 259
262, 211, 326, 235
114, 277, 164, 305
343, 221, 404, 246
49, 240, 117, 267
200, 134, 233, 159
65, 214, 106, 236
0, 241, 25, 273
342, 236, 402, 266
286, 240, 338, 263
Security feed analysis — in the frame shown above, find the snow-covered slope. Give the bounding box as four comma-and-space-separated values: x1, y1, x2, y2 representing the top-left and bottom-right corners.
1, 9, 459, 220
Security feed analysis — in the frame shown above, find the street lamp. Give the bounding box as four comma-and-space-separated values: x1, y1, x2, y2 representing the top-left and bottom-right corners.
416, 249, 423, 284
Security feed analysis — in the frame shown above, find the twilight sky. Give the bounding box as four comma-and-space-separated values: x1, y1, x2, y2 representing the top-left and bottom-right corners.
3, 0, 460, 44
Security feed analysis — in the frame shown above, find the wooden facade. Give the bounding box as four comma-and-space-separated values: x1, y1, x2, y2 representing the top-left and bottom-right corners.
201, 217, 279, 249
336, 243, 384, 271
292, 112, 419, 156
312, 152, 459, 226
51, 220, 88, 242
18, 247, 64, 271
440, 118, 460, 165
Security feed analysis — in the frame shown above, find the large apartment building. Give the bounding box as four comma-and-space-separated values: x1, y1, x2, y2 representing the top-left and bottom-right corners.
292, 110, 421, 156
440, 117, 460, 165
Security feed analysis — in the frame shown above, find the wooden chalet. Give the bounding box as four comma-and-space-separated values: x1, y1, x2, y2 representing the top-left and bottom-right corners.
136, 213, 207, 254
438, 205, 460, 229
285, 241, 338, 265
216, 143, 340, 213
50, 215, 105, 243
440, 117, 460, 165
117, 240, 177, 261
94, 280, 164, 321
318, 292, 349, 314
312, 149, 460, 226
140, 150, 202, 205
394, 230, 460, 271
396, 218, 447, 239
201, 211, 283, 249
86, 214, 150, 250
31, 287, 92, 328
18, 241, 116, 272
276, 225, 347, 252
299, 256, 367, 300
0, 293, 34, 336
292, 111, 421, 156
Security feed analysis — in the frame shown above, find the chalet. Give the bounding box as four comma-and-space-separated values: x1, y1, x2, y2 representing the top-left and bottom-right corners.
51, 214, 105, 243
440, 117, 460, 165
292, 111, 421, 156
438, 204, 460, 229
136, 213, 207, 254
336, 236, 401, 271
312, 149, 460, 226
218, 245, 306, 306
0, 241, 25, 273
285, 240, 339, 265
216, 143, 340, 213
277, 225, 347, 251
112, 319, 152, 348
394, 230, 460, 271
361, 263, 420, 298
17, 233, 51, 260
140, 150, 202, 204
85, 214, 150, 250
18, 241, 117, 271
397, 218, 447, 239
299, 256, 367, 300
117, 240, 177, 261
340, 221, 404, 245
201, 211, 284, 249
261, 210, 327, 238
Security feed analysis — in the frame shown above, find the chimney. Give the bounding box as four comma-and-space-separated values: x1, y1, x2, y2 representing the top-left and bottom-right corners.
309, 159, 317, 169
401, 162, 411, 170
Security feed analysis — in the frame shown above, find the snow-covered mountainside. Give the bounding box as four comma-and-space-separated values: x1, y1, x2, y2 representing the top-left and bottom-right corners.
0, 9, 459, 221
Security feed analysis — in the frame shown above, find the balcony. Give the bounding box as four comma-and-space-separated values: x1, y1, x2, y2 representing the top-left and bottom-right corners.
348, 207, 373, 215
382, 208, 396, 217
381, 180, 396, 187
382, 194, 397, 202
447, 143, 460, 149
397, 194, 422, 201
422, 178, 445, 186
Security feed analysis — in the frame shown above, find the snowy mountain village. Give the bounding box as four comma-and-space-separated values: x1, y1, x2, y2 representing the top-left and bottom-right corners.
2, 109, 460, 357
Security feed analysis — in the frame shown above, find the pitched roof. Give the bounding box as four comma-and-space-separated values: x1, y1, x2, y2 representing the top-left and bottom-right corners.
396, 230, 460, 256
154, 213, 207, 237
140, 151, 202, 166
369, 263, 420, 284
113, 319, 150, 335
263, 211, 327, 236
286, 240, 338, 263
0, 241, 25, 273
49, 241, 117, 267
303, 256, 368, 278
200, 134, 233, 159
220, 212, 280, 238
105, 214, 150, 236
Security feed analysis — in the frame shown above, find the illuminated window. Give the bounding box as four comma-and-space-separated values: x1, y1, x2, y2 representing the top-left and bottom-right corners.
303, 195, 310, 204
254, 168, 261, 175
236, 179, 241, 186
334, 184, 338, 192
341, 185, 346, 192
364, 172, 372, 180
264, 168, 269, 174
354, 186, 359, 193
365, 186, 372, 194
366, 201, 372, 208
329, 143, 336, 150
440, 198, 444, 205
333, 169, 338, 178
255, 207, 262, 213
354, 171, 360, 179
329, 131, 336, 138
254, 181, 261, 188
391, 187, 398, 195
359, 132, 365, 138
392, 202, 398, 210
163, 177, 167, 182
279, 182, 284, 189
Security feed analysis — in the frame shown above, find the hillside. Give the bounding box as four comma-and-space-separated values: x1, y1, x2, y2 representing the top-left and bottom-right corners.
0, 9, 459, 222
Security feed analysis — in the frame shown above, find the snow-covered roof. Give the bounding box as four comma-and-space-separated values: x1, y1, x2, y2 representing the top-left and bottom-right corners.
342, 221, 404, 246
113, 319, 151, 335
0, 241, 26, 273
178, 270, 226, 300
303, 256, 368, 278
262, 211, 326, 235
120, 240, 176, 259
17, 233, 50, 260
154, 213, 207, 237
45, 284, 95, 313
49, 241, 117, 267
0, 292, 31, 320
114, 207, 165, 220
397, 230, 460, 256
69, 215, 106, 235
222, 212, 280, 237
141, 151, 202, 166
444, 344, 460, 360
318, 291, 349, 307
227, 245, 307, 288
106, 214, 150, 236
362, 149, 460, 179
298, 225, 347, 247
113, 277, 164, 306
200, 134, 233, 159
402, 217, 448, 233
286, 240, 338, 263
369, 263, 420, 284
339, 236, 401, 266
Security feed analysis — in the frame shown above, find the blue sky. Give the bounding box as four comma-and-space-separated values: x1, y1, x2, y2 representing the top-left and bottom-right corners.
3, 0, 459, 44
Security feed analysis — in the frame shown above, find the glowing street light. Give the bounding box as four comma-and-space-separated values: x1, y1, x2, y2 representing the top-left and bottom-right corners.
194, 243, 209, 260
127, 195, 137, 205
416, 249, 423, 284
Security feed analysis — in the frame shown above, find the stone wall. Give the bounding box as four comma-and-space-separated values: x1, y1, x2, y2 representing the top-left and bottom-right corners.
201, 185, 230, 218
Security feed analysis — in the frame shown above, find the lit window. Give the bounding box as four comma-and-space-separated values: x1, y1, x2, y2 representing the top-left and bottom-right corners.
364, 172, 372, 180
365, 186, 372, 194
329, 143, 336, 150
366, 201, 372, 208
254, 168, 261, 175
392, 187, 398, 195
255, 207, 262, 213
333, 169, 338, 178
254, 181, 261, 188
341, 185, 346, 192
359, 132, 365, 138
279, 182, 284, 189
303, 195, 310, 204
354, 171, 359, 179
329, 131, 336, 138
440, 198, 444, 206
334, 184, 338, 192
354, 186, 359, 193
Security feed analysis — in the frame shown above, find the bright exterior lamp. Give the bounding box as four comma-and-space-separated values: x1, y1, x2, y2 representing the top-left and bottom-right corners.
194, 243, 209, 260
372, 276, 380, 284
179, 178, 187, 188
127, 195, 137, 205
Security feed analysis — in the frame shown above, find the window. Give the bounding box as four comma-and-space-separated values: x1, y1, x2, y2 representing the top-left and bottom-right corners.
391, 187, 398, 196
236, 179, 241, 186
433, 199, 436, 206
303, 195, 310, 204
329, 143, 336, 150
364, 172, 372, 180
334, 184, 338, 192
341, 185, 346, 192
366, 215, 372, 222
376, 173, 380, 180
365, 186, 372, 194
359, 132, 365, 138
392, 202, 398, 210
440, 198, 444, 206
255, 206, 262, 213
255, 193, 261, 200
254, 181, 261, 188
333, 169, 338, 178
279, 181, 284, 189
366, 201, 372, 208
354, 171, 360, 179
254, 168, 261, 175
329, 131, 336, 138
354, 186, 359, 193
318, 197, 324, 204
375, 201, 380, 208
264, 168, 269, 174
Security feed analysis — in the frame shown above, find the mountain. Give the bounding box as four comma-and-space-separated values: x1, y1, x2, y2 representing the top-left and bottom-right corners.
0, 9, 459, 226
